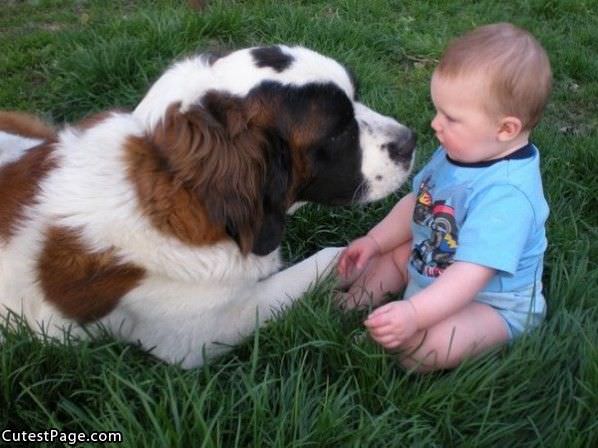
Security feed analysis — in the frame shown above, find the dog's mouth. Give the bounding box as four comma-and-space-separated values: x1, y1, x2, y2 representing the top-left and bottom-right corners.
352, 181, 371, 204
357, 158, 415, 204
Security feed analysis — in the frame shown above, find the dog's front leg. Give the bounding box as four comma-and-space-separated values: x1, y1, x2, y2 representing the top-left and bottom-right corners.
240, 246, 344, 325
138, 247, 342, 368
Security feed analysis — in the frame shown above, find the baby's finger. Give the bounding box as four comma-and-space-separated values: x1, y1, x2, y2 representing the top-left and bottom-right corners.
368, 325, 396, 336
364, 314, 392, 329
365, 305, 393, 322
340, 260, 356, 279
371, 333, 399, 348
336, 258, 347, 277
381, 339, 401, 350
377, 334, 398, 344
369, 302, 394, 317
337, 252, 353, 277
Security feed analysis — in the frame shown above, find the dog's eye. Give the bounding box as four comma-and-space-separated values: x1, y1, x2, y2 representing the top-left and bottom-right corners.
329, 126, 349, 143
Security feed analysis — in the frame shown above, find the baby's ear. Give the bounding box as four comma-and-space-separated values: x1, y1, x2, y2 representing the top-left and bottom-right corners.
497, 116, 524, 141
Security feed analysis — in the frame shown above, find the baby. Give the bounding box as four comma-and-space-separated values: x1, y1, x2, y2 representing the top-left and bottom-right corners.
336, 23, 552, 372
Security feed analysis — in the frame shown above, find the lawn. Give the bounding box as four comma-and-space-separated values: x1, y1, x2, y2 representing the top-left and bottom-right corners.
1, 0, 596, 446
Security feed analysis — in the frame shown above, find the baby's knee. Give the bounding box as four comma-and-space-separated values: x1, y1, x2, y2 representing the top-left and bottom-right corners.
395, 332, 462, 373
398, 352, 457, 373
397, 346, 448, 373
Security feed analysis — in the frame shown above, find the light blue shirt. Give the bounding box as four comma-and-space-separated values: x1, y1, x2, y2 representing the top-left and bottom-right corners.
408, 144, 549, 293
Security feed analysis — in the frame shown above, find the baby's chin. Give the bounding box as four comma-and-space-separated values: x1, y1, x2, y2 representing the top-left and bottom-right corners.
443, 149, 477, 164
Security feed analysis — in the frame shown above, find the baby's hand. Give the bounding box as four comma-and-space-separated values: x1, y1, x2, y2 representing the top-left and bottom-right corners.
337, 235, 381, 280
364, 300, 419, 349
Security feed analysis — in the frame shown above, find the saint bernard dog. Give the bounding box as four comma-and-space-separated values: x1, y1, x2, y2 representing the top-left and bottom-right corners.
0, 45, 415, 368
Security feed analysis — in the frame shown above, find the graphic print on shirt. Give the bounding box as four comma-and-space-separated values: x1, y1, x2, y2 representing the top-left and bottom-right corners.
411, 176, 458, 277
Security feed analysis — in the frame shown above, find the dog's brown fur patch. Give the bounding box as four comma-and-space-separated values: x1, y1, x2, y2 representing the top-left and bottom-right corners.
124, 134, 229, 247
0, 144, 58, 241
38, 226, 146, 323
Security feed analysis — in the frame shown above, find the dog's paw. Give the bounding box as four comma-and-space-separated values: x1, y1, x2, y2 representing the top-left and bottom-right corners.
312, 246, 344, 278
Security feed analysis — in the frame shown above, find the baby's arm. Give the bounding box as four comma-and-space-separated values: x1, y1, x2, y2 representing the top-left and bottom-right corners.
408, 261, 495, 328
337, 192, 415, 279
365, 261, 495, 348
367, 192, 416, 251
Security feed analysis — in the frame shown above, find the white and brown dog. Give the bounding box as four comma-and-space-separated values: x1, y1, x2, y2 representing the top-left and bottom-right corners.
0, 45, 415, 367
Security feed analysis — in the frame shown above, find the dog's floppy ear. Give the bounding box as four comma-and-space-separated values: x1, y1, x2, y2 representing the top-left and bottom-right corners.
150, 100, 265, 254
250, 132, 291, 256
150, 98, 290, 255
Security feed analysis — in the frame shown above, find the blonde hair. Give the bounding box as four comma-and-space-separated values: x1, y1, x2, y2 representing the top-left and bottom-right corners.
435, 23, 552, 130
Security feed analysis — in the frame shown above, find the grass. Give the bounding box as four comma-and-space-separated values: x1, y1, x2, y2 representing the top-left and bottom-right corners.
1, 0, 596, 446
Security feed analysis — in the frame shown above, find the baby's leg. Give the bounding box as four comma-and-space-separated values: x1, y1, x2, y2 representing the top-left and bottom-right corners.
398, 302, 509, 372
338, 241, 411, 309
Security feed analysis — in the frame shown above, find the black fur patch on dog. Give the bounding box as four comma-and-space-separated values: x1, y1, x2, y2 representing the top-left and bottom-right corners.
251, 46, 294, 72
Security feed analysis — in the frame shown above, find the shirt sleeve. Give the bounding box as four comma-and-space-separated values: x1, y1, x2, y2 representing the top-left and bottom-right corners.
454, 184, 534, 274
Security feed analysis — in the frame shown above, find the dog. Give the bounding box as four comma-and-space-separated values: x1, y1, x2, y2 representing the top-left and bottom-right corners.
0, 45, 415, 368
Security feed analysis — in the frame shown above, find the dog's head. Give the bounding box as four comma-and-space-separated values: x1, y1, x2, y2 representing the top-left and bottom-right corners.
134, 45, 415, 255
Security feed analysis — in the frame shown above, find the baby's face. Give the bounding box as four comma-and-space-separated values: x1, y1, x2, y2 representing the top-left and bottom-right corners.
430, 72, 505, 163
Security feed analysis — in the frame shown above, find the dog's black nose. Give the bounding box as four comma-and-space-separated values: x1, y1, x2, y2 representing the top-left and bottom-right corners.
385, 130, 416, 162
